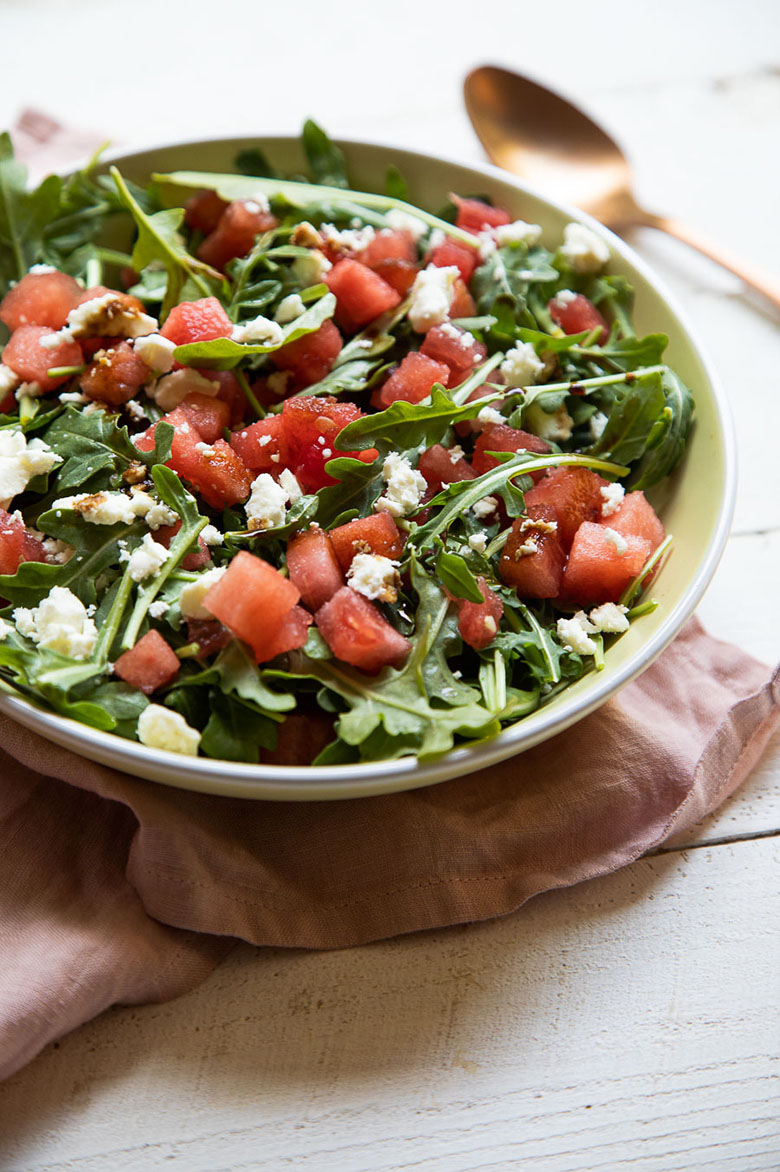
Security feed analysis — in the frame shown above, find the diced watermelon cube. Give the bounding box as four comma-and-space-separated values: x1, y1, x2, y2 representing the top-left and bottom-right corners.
328, 512, 404, 572
203, 550, 307, 661
417, 443, 476, 495
472, 423, 552, 478
450, 278, 476, 319
154, 520, 211, 570
286, 526, 344, 611
548, 292, 608, 342
0, 508, 47, 574
0, 270, 83, 331
197, 199, 279, 271
2, 325, 83, 389
361, 229, 417, 267
206, 370, 247, 427
79, 340, 148, 406
499, 504, 566, 598
173, 391, 231, 443
420, 324, 487, 383
280, 396, 378, 493
160, 297, 233, 348
185, 189, 229, 234
260, 707, 336, 766
230, 415, 289, 473
180, 437, 253, 509
315, 586, 410, 673
454, 196, 512, 233
562, 522, 651, 605
368, 258, 420, 295
603, 490, 665, 552
114, 629, 180, 694
374, 352, 450, 409
273, 319, 343, 387
523, 466, 609, 550
427, 238, 479, 283
325, 259, 401, 333
456, 576, 504, 650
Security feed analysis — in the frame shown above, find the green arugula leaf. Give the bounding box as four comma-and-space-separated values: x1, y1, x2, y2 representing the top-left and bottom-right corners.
41, 407, 171, 493
0, 134, 62, 291
301, 119, 349, 188
589, 371, 667, 466
200, 691, 277, 762
336, 383, 503, 455
434, 546, 485, 603
629, 369, 694, 490
173, 292, 336, 367
315, 455, 384, 528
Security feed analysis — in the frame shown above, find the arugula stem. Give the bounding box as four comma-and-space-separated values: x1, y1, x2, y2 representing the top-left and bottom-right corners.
620, 534, 673, 607
85, 256, 102, 288
449, 352, 505, 406
121, 515, 208, 649
526, 365, 667, 402
234, 368, 265, 419
485, 528, 511, 559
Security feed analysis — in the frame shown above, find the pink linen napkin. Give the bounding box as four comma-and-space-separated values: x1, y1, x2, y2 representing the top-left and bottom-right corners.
1, 618, 778, 1081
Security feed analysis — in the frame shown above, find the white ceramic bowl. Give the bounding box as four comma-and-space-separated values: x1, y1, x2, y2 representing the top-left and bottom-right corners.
0, 136, 736, 800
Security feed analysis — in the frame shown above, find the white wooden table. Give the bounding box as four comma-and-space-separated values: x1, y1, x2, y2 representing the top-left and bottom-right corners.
1, 2, 779, 1168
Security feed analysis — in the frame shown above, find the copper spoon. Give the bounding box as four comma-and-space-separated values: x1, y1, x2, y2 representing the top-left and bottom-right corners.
464, 65, 780, 311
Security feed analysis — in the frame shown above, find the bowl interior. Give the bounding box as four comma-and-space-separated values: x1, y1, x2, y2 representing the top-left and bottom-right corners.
0, 137, 735, 799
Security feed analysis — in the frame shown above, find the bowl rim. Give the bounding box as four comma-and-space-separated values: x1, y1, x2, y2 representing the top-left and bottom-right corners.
0, 133, 737, 800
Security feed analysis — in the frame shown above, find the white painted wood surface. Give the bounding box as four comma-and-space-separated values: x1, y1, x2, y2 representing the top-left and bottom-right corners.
0, 1, 778, 1168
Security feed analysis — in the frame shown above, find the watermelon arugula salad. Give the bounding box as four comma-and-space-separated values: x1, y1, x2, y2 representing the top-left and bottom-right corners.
0, 122, 692, 766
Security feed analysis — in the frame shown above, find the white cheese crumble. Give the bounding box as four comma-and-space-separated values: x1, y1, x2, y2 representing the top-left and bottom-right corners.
28, 263, 58, 274
133, 333, 177, 373
179, 566, 227, 620
408, 265, 459, 332
15, 381, 44, 401
468, 532, 488, 553
148, 600, 170, 619
13, 586, 98, 660
292, 249, 332, 285
52, 490, 137, 526
477, 232, 497, 260
41, 537, 74, 564
385, 209, 428, 240
58, 390, 89, 405
600, 482, 625, 518
346, 553, 400, 603
274, 293, 306, 324
0, 617, 12, 641
137, 704, 201, 756
448, 444, 465, 464
439, 320, 476, 350
589, 602, 630, 633
278, 467, 303, 504
243, 194, 270, 214
128, 490, 178, 530
589, 410, 608, 440
603, 527, 628, 555
57, 292, 158, 342
492, 219, 543, 247
552, 288, 578, 308
559, 223, 610, 273
500, 342, 546, 388
151, 368, 219, 412
121, 532, 171, 581
200, 524, 224, 546
525, 402, 574, 443
245, 473, 290, 531
0, 430, 61, 508
476, 405, 504, 427
320, 222, 375, 254
231, 315, 283, 347
374, 452, 426, 518
556, 611, 598, 656
0, 364, 20, 395
472, 496, 498, 519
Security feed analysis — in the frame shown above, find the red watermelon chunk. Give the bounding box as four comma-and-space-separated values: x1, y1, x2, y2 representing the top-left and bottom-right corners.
79, 340, 148, 406
154, 520, 210, 570
286, 526, 344, 612
114, 629, 180, 694
361, 229, 417, 267
420, 324, 487, 383
273, 319, 343, 387
0, 270, 83, 331
473, 423, 551, 478
173, 391, 231, 443
328, 512, 404, 572
523, 466, 608, 550
315, 586, 410, 674
456, 576, 504, 650
417, 443, 476, 495
369, 258, 420, 296
603, 490, 665, 552
178, 437, 252, 509
2, 325, 83, 389
454, 196, 512, 233
374, 351, 450, 409
203, 549, 306, 662
0, 508, 47, 574
185, 189, 229, 234
280, 396, 377, 493
197, 199, 279, 272
499, 505, 566, 599
548, 291, 608, 342
230, 415, 289, 474
450, 278, 476, 319
562, 522, 651, 605
427, 238, 479, 283
325, 259, 401, 333
259, 605, 313, 660
160, 297, 233, 349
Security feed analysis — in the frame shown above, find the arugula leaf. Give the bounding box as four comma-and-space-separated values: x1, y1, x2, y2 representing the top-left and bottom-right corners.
336, 383, 503, 455
315, 455, 384, 528
435, 546, 484, 603
296, 357, 390, 400
173, 292, 336, 367
630, 369, 694, 490
200, 691, 277, 762
234, 147, 276, 179
0, 133, 61, 291
472, 245, 558, 320
385, 165, 408, 201
589, 371, 667, 466
41, 407, 171, 493
301, 119, 349, 188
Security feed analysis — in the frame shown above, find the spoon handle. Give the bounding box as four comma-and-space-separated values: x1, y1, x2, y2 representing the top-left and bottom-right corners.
645, 213, 780, 312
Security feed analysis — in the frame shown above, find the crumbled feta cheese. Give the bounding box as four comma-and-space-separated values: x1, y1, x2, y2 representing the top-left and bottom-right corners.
125, 398, 148, 422
476, 405, 504, 427
133, 333, 177, 373
439, 321, 476, 349
374, 452, 426, 518
493, 219, 543, 247
0, 364, 20, 395
500, 342, 546, 388
245, 473, 289, 531
589, 410, 608, 440
483, 616, 498, 637
552, 288, 578, 308
448, 444, 465, 464
231, 315, 283, 347
51, 490, 138, 526
600, 482, 625, 518
123, 532, 171, 581
28, 263, 58, 274
320, 222, 375, 254
194, 441, 214, 455
525, 402, 574, 443
60, 292, 158, 342
292, 249, 332, 285
15, 381, 44, 400
477, 233, 497, 260
0, 617, 12, 640
514, 537, 539, 558
559, 223, 610, 273
200, 524, 224, 546
385, 209, 428, 240
278, 467, 303, 504
589, 602, 630, 633
274, 294, 306, 324
472, 496, 498, 519
468, 532, 488, 553
137, 704, 201, 756
0, 430, 61, 507
41, 537, 74, 564
148, 600, 170, 619
128, 490, 178, 530
13, 586, 98, 660
347, 553, 400, 603
557, 611, 598, 656
266, 370, 292, 399
243, 194, 270, 214
179, 566, 227, 620
603, 527, 628, 555
408, 265, 459, 332
151, 368, 219, 412
58, 390, 89, 405
519, 516, 558, 535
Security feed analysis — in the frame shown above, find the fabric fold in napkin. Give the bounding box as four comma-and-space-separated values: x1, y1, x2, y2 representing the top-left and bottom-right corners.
1, 617, 778, 1082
